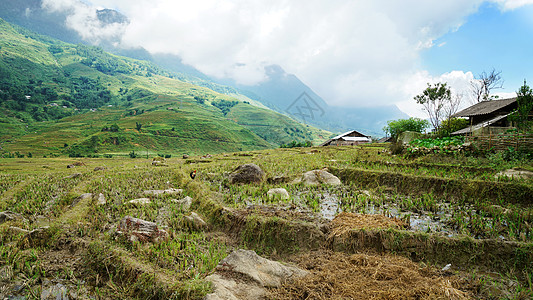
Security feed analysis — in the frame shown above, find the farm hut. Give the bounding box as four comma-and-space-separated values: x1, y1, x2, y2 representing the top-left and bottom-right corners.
320, 130, 371, 146
451, 97, 518, 136
377, 136, 394, 143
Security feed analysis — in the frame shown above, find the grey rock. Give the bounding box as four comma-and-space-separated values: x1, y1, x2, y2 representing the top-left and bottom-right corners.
296, 169, 341, 186
63, 173, 82, 179
96, 193, 106, 206
41, 283, 69, 300
182, 154, 189, 159
7, 226, 29, 236
172, 196, 193, 210
183, 212, 207, 231
142, 188, 183, 197
70, 193, 92, 207
229, 164, 265, 184
267, 188, 290, 200
117, 216, 168, 243
127, 198, 152, 206
94, 166, 107, 171
496, 168, 533, 180
205, 249, 308, 300
0, 211, 24, 224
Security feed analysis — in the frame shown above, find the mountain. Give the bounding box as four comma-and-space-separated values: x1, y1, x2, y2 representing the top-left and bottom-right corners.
0, 18, 330, 157
0, 0, 408, 137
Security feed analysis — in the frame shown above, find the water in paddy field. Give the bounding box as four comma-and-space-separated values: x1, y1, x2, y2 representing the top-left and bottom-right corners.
318, 192, 457, 237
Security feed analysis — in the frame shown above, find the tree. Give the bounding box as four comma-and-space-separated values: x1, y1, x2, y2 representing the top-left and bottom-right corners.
470, 69, 504, 103
508, 80, 533, 132
136, 122, 142, 132
383, 117, 429, 139
414, 82, 451, 131
439, 118, 469, 137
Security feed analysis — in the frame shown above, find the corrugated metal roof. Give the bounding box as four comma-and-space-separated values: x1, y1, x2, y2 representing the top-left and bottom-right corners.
452, 98, 516, 117
331, 130, 369, 140
342, 137, 371, 142
319, 130, 370, 146
451, 113, 509, 135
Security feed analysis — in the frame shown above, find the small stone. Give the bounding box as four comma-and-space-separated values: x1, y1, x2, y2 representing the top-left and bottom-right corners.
267, 188, 290, 200
63, 173, 82, 179
495, 168, 533, 180
441, 264, 451, 271
182, 154, 189, 159
70, 193, 92, 207
8, 226, 29, 236
183, 212, 208, 231
0, 211, 24, 224
94, 166, 106, 171
171, 196, 192, 210
142, 188, 183, 197
41, 283, 69, 300
117, 216, 168, 243
96, 193, 106, 206
127, 198, 152, 206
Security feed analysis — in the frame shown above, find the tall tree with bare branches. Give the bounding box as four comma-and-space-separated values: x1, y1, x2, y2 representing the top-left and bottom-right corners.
414, 82, 451, 131
470, 69, 504, 103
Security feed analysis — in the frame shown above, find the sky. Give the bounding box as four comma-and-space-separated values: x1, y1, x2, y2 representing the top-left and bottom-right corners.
42, 0, 533, 118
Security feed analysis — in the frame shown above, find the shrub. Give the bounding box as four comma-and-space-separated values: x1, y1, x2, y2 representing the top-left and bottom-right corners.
438, 118, 469, 137
383, 118, 429, 140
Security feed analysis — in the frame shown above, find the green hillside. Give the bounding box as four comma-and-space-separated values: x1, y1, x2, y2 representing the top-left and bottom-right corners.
0, 18, 330, 157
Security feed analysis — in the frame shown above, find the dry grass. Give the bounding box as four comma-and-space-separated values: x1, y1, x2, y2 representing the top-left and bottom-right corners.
269, 250, 471, 300
329, 212, 408, 238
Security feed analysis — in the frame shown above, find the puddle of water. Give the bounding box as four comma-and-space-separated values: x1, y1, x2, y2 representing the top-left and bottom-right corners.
320, 193, 338, 220
318, 192, 458, 237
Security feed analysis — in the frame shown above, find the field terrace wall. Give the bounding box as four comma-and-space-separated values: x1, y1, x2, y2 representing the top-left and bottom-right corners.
466, 133, 533, 152
328, 229, 533, 279
329, 167, 533, 205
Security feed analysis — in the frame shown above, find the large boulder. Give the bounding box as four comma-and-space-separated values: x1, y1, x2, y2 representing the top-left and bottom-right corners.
117, 216, 168, 243
397, 131, 423, 145
229, 164, 265, 184
296, 169, 342, 186
205, 249, 308, 300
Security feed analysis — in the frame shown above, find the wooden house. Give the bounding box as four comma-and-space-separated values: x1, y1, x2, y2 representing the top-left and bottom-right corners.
319, 130, 371, 146
451, 98, 518, 135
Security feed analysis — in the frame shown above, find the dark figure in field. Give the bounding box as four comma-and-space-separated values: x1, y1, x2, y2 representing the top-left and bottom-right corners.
190, 170, 197, 179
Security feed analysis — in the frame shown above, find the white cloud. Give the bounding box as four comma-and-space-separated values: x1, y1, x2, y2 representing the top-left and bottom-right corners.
42, 0, 127, 44
396, 70, 475, 118
493, 0, 533, 10
50, 0, 528, 116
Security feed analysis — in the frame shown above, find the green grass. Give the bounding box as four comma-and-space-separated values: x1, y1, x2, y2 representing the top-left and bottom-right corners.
0, 146, 532, 298
0, 18, 330, 157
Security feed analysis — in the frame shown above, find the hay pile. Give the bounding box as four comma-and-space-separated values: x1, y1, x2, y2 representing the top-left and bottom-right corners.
268, 251, 470, 300
329, 212, 408, 238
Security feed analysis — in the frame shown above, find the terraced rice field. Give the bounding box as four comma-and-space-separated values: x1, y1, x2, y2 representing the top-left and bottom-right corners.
0, 145, 532, 299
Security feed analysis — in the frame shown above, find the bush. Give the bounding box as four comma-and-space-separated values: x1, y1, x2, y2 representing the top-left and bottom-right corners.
383, 118, 429, 140
280, 140, 312, 148
438, 118, 469, 137
129, 151, 137, 158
